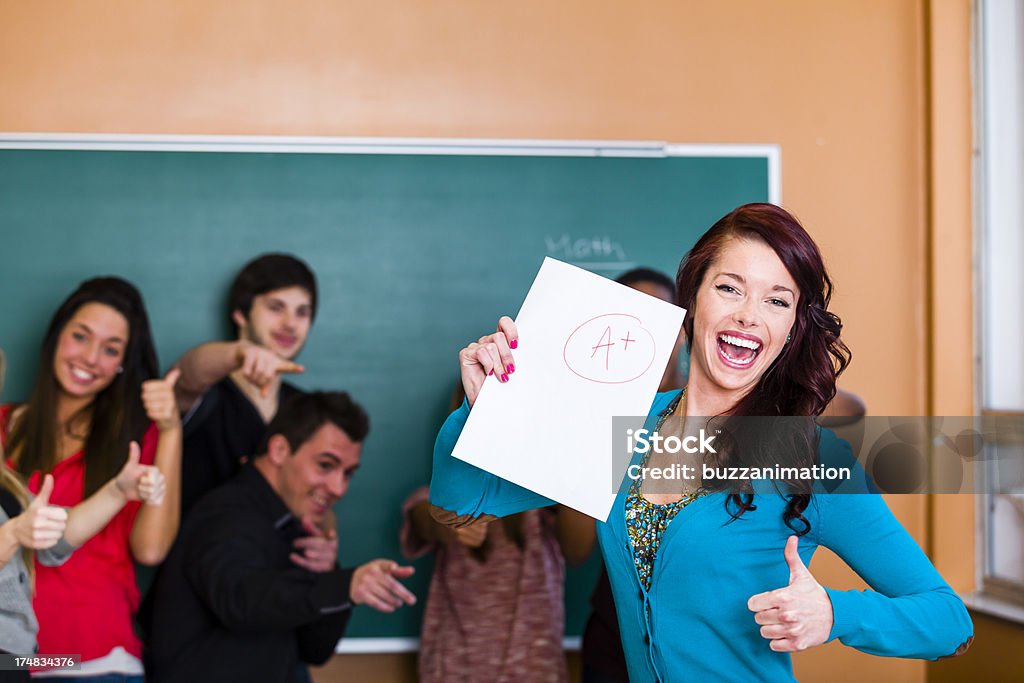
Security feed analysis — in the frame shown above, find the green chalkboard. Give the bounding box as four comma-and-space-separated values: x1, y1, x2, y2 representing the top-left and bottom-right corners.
0, 145, 771, 645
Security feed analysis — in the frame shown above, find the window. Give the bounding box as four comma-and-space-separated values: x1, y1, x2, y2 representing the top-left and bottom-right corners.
976, 0, 1024, 616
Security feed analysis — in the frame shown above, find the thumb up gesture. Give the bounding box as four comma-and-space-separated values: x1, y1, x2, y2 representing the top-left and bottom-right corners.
13, 474, 68, 549
115, 441, 167, 506
142, 368, 181, 433
747, 536, 833, 652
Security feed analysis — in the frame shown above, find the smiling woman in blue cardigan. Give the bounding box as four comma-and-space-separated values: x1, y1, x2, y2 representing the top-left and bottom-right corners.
429, 204, 973, 683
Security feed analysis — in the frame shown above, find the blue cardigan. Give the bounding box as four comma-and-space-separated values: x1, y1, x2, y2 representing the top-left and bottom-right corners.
429, 390, 973, 683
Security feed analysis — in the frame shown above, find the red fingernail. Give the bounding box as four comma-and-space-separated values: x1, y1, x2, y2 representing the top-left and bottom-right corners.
488, 369, 494, 376
510, 339, 518, 349
500, 373, 509, 382
507, 364, 515, 374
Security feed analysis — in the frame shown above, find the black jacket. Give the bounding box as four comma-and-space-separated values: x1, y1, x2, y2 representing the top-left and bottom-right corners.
181, 377, 302, 515
145, 465, 353, 683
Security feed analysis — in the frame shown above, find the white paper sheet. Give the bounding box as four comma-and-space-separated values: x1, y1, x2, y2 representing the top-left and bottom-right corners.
451, 257, 687, 521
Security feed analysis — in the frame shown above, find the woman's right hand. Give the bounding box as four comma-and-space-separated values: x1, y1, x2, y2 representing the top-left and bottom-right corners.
14, 474, 67, 550
458, 316, 518, 407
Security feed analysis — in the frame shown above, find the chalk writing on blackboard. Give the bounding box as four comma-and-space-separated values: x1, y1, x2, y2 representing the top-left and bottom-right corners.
544, 234, 634, 272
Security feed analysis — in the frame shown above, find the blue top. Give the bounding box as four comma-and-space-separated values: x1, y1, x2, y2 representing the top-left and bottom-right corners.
429, 390, 973, 683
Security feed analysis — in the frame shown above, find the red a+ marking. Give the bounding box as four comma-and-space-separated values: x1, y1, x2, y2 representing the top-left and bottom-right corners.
590, 326, 616, 370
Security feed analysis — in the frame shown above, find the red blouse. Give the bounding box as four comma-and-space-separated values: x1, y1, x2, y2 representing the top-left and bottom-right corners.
0, 403, 157, 662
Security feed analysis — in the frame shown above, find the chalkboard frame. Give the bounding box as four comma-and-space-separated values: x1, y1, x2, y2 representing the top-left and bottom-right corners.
0, 134, 779, 653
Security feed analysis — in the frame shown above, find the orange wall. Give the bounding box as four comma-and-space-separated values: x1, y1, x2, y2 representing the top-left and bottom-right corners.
917, 3, 1024, 681
1, 1, 1004, 681
0, 0, 930, 418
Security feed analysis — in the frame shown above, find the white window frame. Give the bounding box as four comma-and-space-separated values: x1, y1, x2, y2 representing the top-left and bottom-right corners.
972, 0, 1024, 622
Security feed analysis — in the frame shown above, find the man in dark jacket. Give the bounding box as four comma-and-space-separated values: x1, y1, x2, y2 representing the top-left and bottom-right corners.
145, 392, 416, 683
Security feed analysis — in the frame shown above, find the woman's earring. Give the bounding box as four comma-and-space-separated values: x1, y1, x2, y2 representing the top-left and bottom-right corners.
117, 366, 124, 374
785, 334, 791, 344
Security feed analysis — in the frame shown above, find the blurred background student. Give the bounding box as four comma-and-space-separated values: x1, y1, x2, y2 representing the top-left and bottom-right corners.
0, 348, 166, 682
400, 385, 592, 683
1, 278, 181, 682
165, 254, 317, 683
173, 253, 314, 516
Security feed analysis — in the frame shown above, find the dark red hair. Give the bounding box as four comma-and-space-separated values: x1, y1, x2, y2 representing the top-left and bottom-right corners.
676, 203, 851, 533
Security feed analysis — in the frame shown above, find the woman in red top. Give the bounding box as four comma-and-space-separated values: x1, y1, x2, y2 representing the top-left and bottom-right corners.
2, 277, 181, 682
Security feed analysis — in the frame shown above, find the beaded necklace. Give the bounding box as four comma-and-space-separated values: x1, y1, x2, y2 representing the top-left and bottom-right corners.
624, 388, 707, 590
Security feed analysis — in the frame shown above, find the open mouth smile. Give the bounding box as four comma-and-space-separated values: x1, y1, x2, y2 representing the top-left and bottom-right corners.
69, 364, 98, 384
716, 332, 762, 369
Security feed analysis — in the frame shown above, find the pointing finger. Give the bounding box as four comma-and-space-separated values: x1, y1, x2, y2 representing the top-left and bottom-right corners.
278, 360, 304, 375
384, 577, 417, 605
389, 564, 415, 579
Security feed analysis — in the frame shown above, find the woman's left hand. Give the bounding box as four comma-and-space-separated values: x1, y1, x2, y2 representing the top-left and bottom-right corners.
747, 535, 833, 652
142, 368, 181, 433
115, 441, 167, 505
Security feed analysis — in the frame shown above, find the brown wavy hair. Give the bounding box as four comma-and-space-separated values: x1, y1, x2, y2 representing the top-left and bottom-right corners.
675, 203, 851, 534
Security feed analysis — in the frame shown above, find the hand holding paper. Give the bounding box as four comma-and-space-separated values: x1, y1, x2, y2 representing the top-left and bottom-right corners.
451, 258, 686, 521
459, 316, 519, 406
